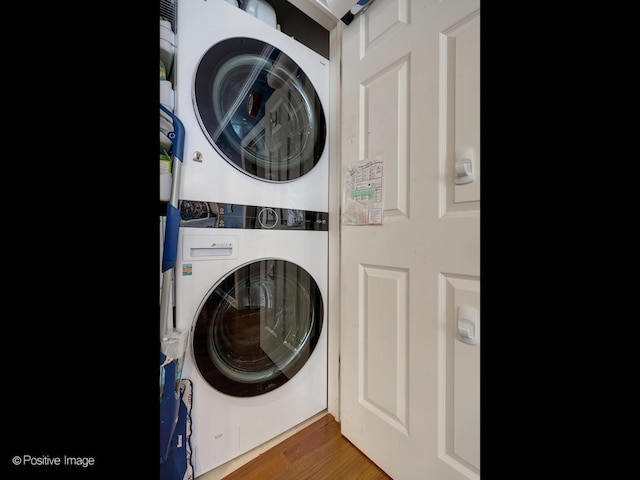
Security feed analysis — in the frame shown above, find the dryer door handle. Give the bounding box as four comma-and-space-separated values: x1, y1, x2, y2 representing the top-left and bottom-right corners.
190, 244, 234, 257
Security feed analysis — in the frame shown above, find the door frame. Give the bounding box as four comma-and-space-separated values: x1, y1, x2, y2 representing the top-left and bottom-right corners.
327, 23, 343, 421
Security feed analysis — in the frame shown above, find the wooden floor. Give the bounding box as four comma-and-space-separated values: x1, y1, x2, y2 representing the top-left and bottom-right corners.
221, 413, 392, 480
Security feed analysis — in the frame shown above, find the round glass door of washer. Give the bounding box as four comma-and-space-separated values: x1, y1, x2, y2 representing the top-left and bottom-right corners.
193, 37, 327, 182
192, 259, 324, 397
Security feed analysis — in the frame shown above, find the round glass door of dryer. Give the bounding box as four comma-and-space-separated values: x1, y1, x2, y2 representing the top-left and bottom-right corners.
193, 37, 327, 182
192, 259, 324, 397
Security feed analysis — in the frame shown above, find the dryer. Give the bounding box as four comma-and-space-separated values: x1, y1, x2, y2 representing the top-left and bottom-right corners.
175, 201, 328, 476
174, 0, 330, 213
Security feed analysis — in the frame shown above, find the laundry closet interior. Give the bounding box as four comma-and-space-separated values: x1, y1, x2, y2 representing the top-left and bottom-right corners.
159, 1, 348, 479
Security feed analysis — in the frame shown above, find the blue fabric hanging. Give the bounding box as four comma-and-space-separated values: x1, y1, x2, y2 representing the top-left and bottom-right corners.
160, 351, 179, 462
160, 351, 194, 480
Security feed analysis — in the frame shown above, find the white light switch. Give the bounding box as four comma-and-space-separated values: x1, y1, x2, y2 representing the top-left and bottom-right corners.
456, 305, 478, 345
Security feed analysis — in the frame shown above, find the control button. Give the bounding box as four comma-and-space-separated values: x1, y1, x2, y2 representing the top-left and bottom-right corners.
258, 208, 279, 229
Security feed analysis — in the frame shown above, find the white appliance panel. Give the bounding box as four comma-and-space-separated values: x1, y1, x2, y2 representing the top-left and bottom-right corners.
175, 226, 328, 476
175, 0, 330, 212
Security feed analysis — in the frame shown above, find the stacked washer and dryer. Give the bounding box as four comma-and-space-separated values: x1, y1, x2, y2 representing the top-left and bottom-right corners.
172, 0, 330, 476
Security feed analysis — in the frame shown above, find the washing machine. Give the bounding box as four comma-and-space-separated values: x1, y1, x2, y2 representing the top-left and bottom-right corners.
175, 201, 328, 476
174, 0, 330, 213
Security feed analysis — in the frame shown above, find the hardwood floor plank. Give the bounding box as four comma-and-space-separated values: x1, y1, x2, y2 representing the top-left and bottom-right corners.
221, 414, 392, 480
222, 451, 291, 480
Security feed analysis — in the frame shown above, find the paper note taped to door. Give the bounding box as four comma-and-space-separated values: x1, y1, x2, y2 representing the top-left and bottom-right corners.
342, 158, 384, 225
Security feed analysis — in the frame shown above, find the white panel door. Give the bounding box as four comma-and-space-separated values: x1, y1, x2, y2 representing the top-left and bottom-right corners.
339, 0, 480, 479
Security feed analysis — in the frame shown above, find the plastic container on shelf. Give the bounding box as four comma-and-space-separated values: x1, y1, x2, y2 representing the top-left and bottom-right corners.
160, 148, 172, 202
242, 0, 277, 28
160, 80, 174, 112
160, 19, 175, 74
160, 107, 174, 203
160, 60, 167, 81
160, 114, 173, 138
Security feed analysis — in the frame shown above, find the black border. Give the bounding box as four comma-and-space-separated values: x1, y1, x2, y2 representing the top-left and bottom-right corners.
5, 4, 160, 477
